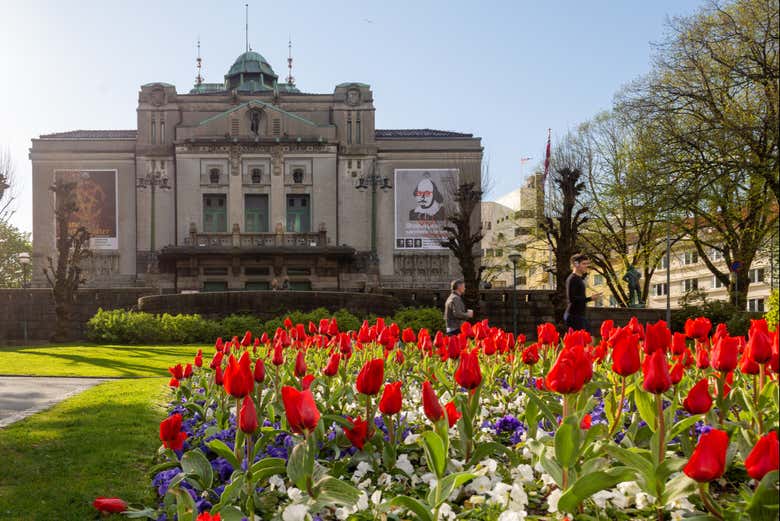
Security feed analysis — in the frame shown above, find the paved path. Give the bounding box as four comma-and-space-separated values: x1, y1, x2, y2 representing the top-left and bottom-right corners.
0, 376, 106, 428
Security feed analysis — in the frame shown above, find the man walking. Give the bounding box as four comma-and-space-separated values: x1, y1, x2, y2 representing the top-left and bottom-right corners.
444, 279, 473, 336
564, 254, 601, 332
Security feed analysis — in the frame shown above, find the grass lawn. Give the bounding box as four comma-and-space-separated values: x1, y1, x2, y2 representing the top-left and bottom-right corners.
0, 377, 168, 520
0, 343, 204, 377
0, 342, 201, 519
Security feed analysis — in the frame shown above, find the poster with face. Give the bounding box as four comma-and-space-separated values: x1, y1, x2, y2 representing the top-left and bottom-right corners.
394, 168, 458, 249
54, 170, 118, 250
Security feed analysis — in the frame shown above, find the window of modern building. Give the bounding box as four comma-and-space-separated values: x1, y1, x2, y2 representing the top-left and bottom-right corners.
292, 168, 304, 184
245, 266, 270, 276
748, 268, 765, 284
203, 281, 228, 292
203, 267, 229, 276
286, 194, 310, 232
245, 194, 269, 233
748, 298, 765, 312
712, 276, 726, 289
683, 278, 698, 292
683, 251, 699, 265
251, 167, 263, 184
209, 168, 221, 185
658, 256, 669, 270
653, 283, 668, 296
203, 194, 227, 232
357, 160, 362, 169
711, 248, 724, 261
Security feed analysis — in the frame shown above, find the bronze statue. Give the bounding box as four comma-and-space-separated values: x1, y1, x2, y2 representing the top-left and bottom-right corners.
623, 265, 643, 307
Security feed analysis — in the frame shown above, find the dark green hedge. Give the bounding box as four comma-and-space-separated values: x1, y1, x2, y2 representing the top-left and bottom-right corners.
86, 306, 445, 344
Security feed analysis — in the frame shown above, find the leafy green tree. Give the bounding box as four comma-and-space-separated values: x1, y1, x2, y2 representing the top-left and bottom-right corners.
0, 221, 31, 287
620, 0, 779, 310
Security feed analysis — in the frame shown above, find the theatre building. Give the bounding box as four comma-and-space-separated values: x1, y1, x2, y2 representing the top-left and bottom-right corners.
29, 50, 482, 291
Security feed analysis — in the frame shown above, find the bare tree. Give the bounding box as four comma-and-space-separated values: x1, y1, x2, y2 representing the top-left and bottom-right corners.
442, 181, 484, 311
0, 148, 17, 222
43, 177, 91, 342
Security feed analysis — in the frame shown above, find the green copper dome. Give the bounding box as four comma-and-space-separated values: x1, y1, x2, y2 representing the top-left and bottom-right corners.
227, 51, 277, 77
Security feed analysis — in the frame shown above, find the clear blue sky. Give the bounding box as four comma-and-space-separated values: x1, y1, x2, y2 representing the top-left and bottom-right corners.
0, 0, 703, 235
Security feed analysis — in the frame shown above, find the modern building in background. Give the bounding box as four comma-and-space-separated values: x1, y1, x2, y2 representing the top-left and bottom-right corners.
29, 50, 482, 291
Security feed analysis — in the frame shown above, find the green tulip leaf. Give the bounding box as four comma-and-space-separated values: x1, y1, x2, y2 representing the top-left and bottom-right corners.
206, 439, 241, 471
429, 471, 479, 508
181, 449, 213, 490
557, 467, 636, 513
420, 431, 447, 479
747, 470, 780, 521
313, 475, 361, 507
212, 474, 245, 513
380, 495, 434, 521
633, 388, 657, 433
286, 440, 309, 491
554, 417, 580, 469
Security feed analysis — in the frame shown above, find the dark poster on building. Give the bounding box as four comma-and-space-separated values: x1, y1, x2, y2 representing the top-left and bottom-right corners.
54, 170, 118, 250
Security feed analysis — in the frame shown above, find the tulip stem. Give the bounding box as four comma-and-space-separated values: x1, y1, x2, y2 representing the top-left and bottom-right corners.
562, 395, 569, 491
757, 365, 766, 434
608, 377, 626, 437
656, 394, 665, 464
698, 483, 724, 521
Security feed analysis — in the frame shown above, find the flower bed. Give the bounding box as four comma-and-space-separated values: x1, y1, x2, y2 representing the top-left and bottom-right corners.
98, 316, 779, 521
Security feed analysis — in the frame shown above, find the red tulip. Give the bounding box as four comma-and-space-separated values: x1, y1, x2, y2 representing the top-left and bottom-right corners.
710, 335, 739, 372
379, 381, 403, 415
422, 381, 445, 422
642, 349, 672, 394
254, 358, 266, 383
194, 349, 203, 367
538, 322, 559, 346
670, 361, 684, 384
92, 497, 128, 513
401, 328, 416, 343
223, 352, 254, 398
683, 378, 712, 414
580, 413, 592, 430
600, 320, 614, 342
197, 513, 221, 521
696, 344, 710, 369
611, 333, 640, 377
521, 344, 540, 365
482, 336, 497, 356
671, 332, 687, 355
644, 320, 670, 354
685, 317, 712, 341
294, 350, 307, 377
168, 364, 184, 380
545, 344, 593, 394
454, 348, 482, 389
241, 330, 252, 347
281, 386, 320, 434
301, 374, 315, 390
215, 337, 224, 352
327, 318, 339, 336
210, 351, 224, 370
159, 413, 187, 451
343, 416, 369, 449
739, 349, 760, 375
239, 395, 258, 434
284, 317, 293, 329
182, 363, 193, 378
445, 401, 461, 428
684, 429, 729, 482
214, 365, 224, 386
745, 431, 779, 480
272, 343, 284, 366
168, 377, 180, 388
460, 321, 474, 338
322, 352, 340, 377
747, 319, 772, 364
356, 358, 384, 396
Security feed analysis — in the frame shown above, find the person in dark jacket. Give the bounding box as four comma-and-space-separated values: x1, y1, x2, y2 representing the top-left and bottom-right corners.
444, 279, 473, 335
564, 253, 602, 332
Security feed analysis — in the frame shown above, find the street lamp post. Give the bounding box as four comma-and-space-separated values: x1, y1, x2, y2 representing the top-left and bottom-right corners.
508, 252, 521, 335
355, 163, 392, 258
137, 163, 171, 269
18, 252, 31, 287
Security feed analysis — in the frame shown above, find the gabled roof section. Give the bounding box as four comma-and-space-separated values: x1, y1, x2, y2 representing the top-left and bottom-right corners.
197, 100, 326, 128
375, 129, 474, 138
39, 130, 138, 139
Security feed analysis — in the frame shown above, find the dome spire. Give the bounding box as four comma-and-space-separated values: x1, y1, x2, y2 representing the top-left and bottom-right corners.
244, 3, 250, 52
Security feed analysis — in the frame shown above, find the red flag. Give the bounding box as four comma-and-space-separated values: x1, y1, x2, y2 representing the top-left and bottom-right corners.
542, 129, 551, 187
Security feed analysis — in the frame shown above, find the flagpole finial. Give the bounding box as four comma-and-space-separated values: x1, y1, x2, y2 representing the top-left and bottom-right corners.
245, 3, 249, 52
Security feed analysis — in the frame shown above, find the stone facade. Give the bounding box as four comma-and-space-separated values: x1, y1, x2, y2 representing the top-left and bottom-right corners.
30, 51, 482, 292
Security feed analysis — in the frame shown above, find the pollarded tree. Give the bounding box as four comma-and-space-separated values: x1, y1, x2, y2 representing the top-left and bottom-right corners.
43, 177, 91, 342
441, 182, 484, 312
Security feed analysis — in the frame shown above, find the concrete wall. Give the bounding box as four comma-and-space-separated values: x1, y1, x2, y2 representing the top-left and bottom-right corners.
0, 288, 157, 344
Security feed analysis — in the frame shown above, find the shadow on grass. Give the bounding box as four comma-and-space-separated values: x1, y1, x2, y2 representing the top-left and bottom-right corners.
0, 378, 167, 520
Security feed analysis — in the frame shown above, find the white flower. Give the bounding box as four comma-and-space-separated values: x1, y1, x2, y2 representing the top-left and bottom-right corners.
540, 472, 557, 487
404, 433, 420, 445
547, 488, 563, 513
509, 483, 528, 510
287, 487, 304, 503
371, 489, 382, 505
268, 475, 287, 494
395, 454, 415, 476
419, 472, 437, 488
450, 458, 465, 471
437, 502, 456, 520
636, 492, 653, 510
591, 490, 612, 509
356, 492, 369, 511
357, 478, 372, 490
351, 461, 372, 483
281, 503, 309, 521
378, 473, 393, 487
513, 464, 535, 483
498, 511, 527, 521
488, 482, 513, 507
468, 495, 486, 506
468, 475, 493, 495
481, 458, 498, 474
